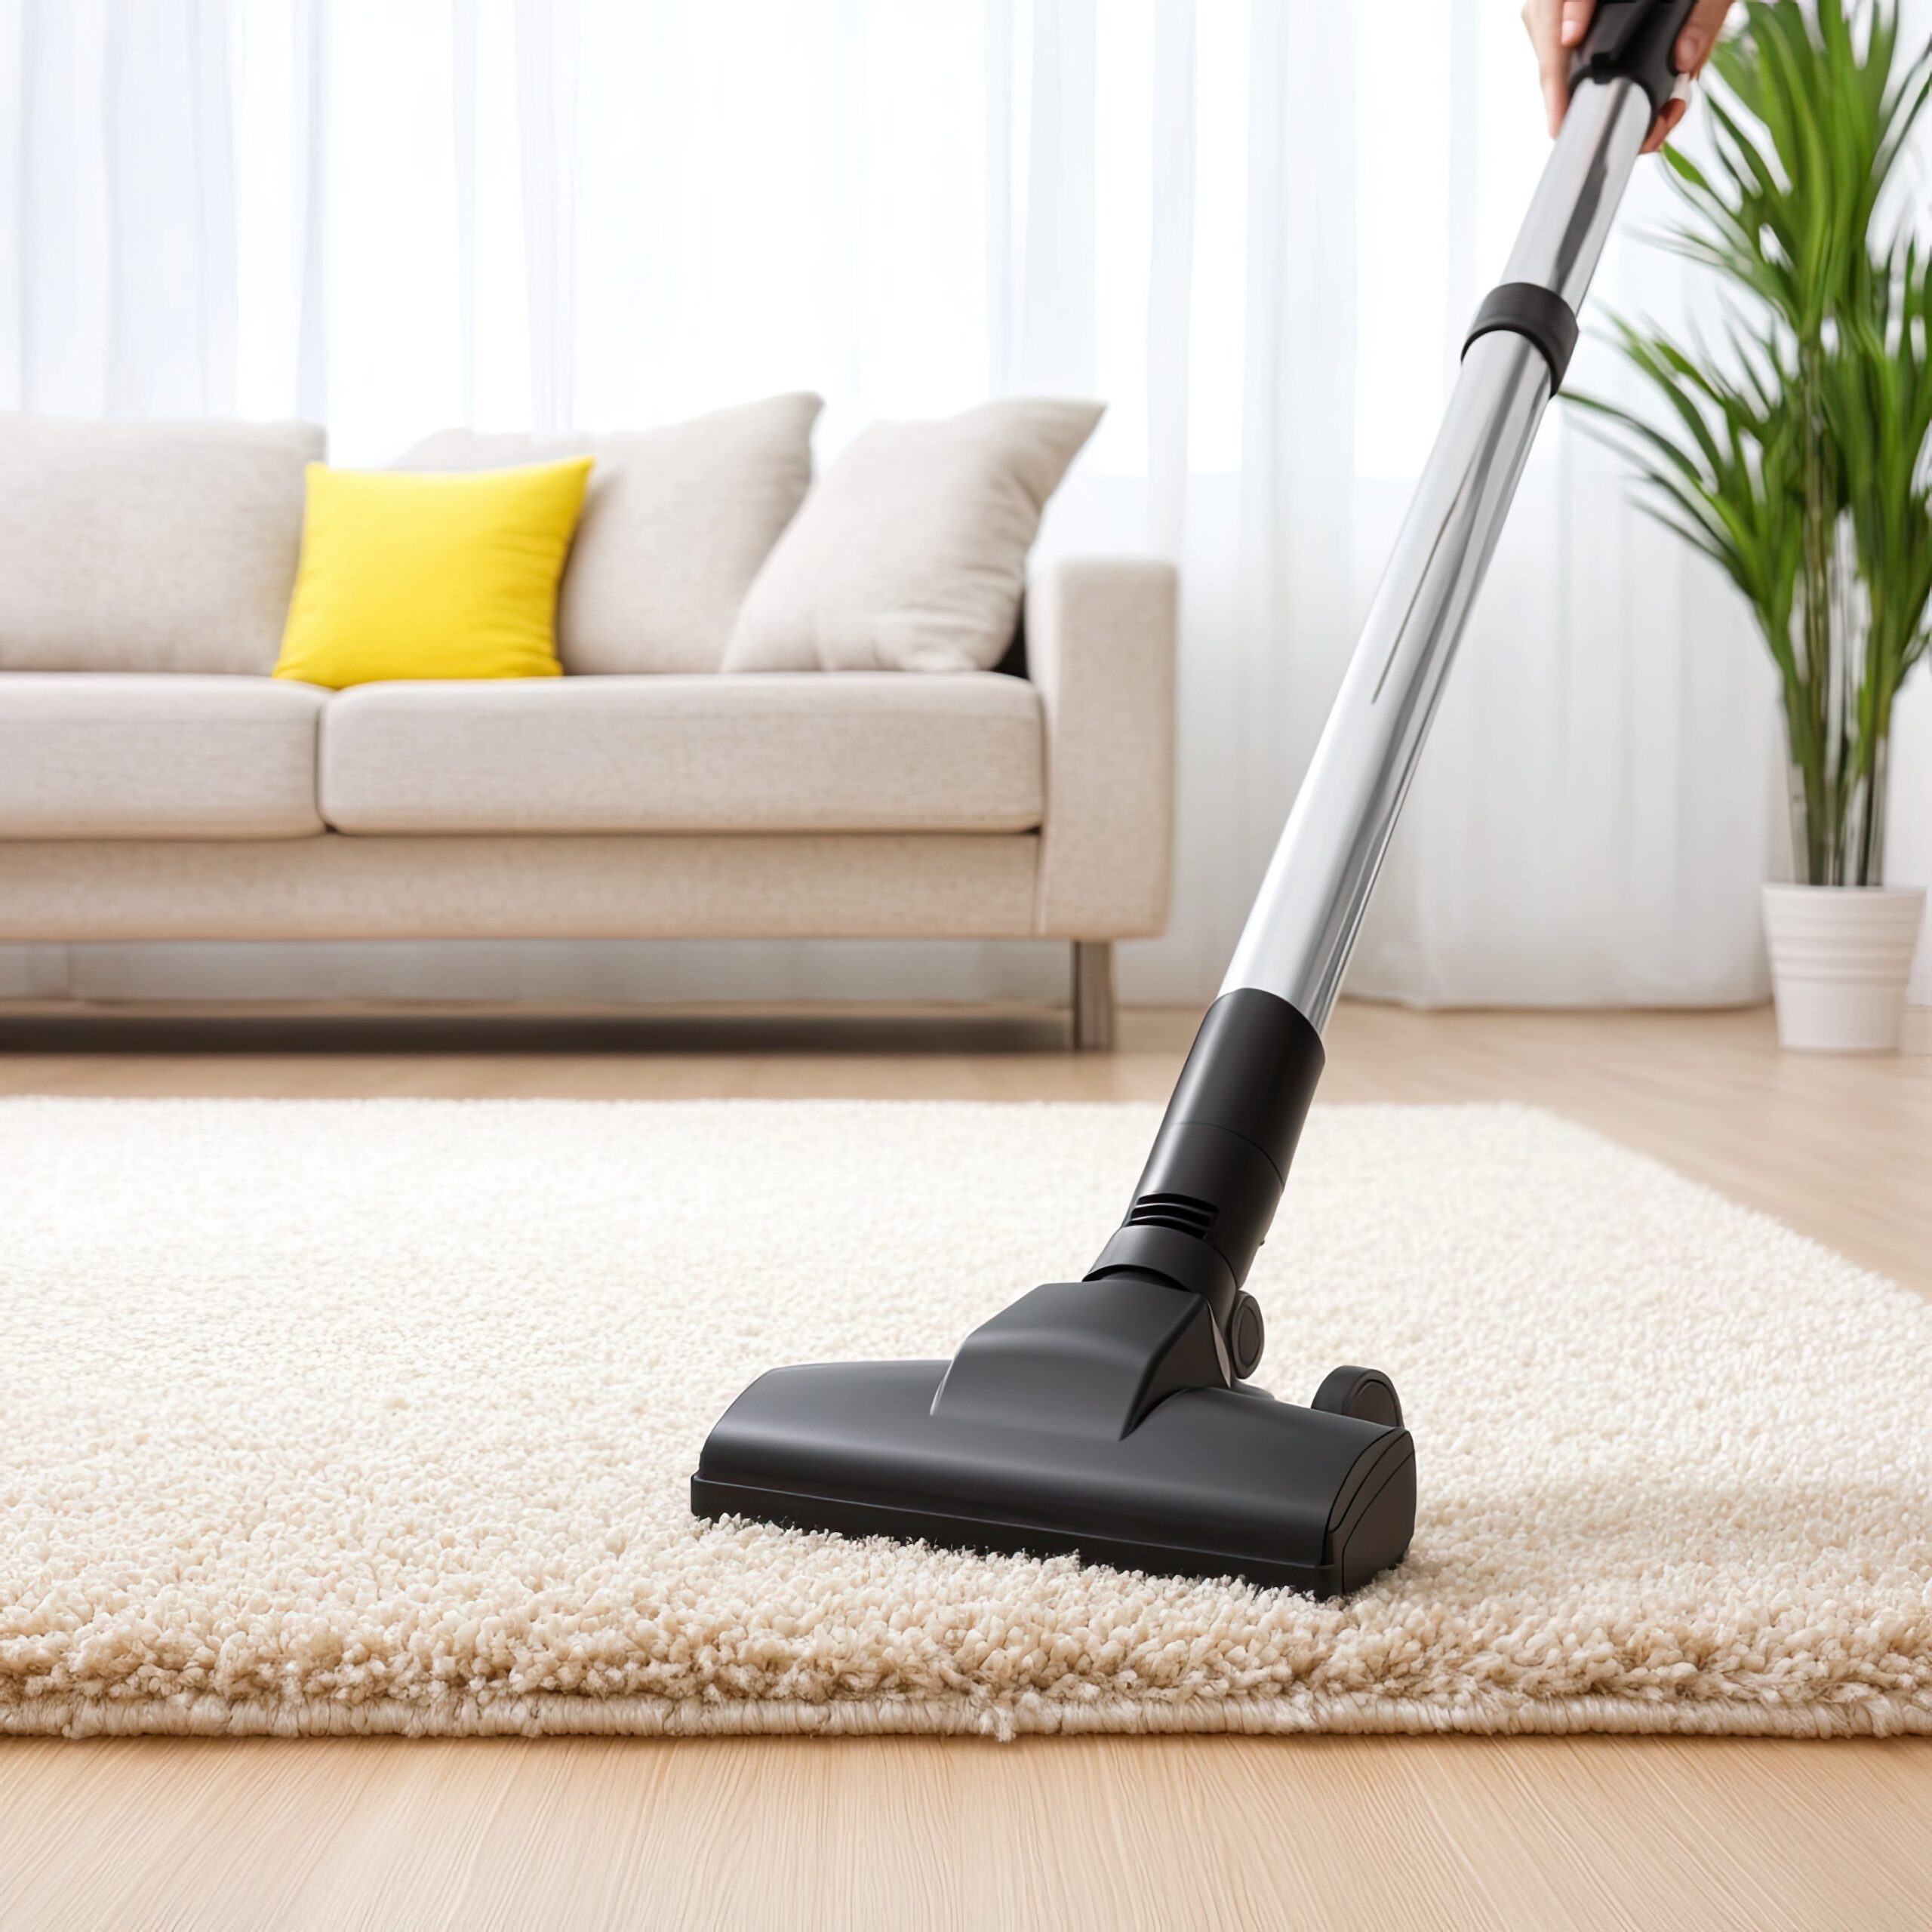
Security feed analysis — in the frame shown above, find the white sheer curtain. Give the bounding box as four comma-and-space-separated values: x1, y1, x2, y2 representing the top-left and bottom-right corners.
11, 0, 1912, 1010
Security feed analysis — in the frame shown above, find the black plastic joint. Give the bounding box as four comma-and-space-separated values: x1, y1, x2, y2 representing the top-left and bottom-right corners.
1088, 1222, 1239, 1322
1569, 0, 1700, 116
1463, 282, 1580, 392
1088, 988, 1324, 1343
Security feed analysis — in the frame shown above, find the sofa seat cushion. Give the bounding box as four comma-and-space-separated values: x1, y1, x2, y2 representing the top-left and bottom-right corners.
318, 674, 1044, 835
0, 674, 326, 838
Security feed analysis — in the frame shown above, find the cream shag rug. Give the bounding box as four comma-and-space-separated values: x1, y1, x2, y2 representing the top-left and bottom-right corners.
3, 1097, 1929, 1742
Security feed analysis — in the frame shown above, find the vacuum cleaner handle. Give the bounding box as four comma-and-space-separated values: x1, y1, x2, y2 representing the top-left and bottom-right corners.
1088, 9, 1697, 1368
1571, 0, 1706, 116
1221, 8, 1695, 1034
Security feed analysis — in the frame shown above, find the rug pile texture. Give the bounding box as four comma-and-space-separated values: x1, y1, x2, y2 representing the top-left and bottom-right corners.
2, 1097, 1928, 1740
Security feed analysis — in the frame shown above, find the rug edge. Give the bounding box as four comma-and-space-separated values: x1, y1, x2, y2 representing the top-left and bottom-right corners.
8, 1691, 1929, 1743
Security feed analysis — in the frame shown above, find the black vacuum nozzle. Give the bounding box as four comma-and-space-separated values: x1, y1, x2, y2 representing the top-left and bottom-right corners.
693, 991, 1416, 1598
691, 1340, 1414, 1598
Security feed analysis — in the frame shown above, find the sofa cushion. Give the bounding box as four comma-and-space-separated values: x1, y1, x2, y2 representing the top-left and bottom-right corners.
723, 398, 1103, 674
0, 674, 326, 838
318, 673, 1043, 835
0, 416, 324, 675
397, 393, 822, 675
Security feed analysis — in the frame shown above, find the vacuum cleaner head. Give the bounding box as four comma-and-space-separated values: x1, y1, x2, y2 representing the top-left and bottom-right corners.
691, 1283, 1415, 1597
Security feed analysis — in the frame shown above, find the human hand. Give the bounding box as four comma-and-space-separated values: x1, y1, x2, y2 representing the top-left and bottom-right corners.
1521, 0, 1737, 152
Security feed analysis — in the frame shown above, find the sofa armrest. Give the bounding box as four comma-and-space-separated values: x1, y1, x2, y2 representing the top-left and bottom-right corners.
1027, 556, 1177, 939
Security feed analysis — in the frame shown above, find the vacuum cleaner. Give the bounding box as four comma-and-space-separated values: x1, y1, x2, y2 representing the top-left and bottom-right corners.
693, 2, 1699, 1597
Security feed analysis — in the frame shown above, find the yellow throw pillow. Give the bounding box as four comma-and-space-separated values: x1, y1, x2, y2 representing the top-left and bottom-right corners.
272, 457, 593, 688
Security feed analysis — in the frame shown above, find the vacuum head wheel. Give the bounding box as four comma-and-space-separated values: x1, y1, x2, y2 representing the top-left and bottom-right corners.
1311, 1364, 1404, 1428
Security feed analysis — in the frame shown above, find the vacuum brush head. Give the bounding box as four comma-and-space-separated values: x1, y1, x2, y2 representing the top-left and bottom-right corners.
691, 1275, 1415, 1598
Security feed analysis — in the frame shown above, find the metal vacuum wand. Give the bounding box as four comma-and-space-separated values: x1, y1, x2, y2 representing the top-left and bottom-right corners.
1222, 74, 1656, 1032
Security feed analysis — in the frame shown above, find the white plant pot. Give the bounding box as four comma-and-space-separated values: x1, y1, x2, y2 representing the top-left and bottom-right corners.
1761, 884, 1927, 1053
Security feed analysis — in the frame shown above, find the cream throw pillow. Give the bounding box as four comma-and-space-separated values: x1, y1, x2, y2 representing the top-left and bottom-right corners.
723, 398, 1103, 674
0, 415, 321, 675
398, 392, 821, 674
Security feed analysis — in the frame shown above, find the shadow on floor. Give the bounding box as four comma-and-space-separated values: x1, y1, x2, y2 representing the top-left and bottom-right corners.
0, 1005, 1089, 1058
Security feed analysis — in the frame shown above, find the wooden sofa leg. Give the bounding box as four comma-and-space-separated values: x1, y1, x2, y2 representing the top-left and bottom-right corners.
1070, 941, 1116, 1052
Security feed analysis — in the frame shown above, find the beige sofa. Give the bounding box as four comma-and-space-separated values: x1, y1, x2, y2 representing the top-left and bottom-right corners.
0, 410, 1175, 1046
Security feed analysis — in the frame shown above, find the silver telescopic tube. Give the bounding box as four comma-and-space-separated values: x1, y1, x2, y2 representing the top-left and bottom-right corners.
1220, 77, 1654, 1031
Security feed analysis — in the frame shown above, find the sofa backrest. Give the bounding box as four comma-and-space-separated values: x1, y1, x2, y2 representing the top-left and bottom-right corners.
398, 392, 822, 675
0, 415, 322, 675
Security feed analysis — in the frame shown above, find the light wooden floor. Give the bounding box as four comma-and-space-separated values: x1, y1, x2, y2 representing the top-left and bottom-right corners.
2, 999, 1929, 1930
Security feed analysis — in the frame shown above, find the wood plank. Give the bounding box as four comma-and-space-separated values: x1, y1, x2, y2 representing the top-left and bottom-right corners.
3, 1736, 1929, 1930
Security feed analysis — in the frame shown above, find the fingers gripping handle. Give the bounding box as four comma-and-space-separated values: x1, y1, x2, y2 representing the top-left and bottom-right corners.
1571, 0, 1703, 115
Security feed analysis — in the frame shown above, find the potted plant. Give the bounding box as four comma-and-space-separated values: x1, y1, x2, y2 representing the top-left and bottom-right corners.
1575, 0, 1932, 1050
